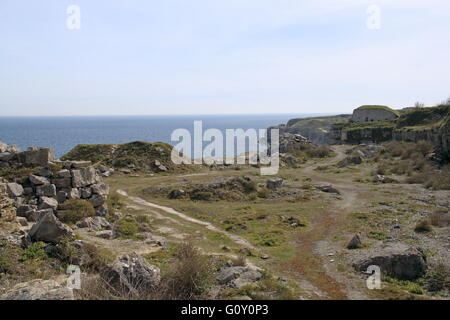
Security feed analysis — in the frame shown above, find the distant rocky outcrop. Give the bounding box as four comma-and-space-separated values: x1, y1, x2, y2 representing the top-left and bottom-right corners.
268, 114, 351, 145
329, 104, 450, 161
61, 141, 175, 173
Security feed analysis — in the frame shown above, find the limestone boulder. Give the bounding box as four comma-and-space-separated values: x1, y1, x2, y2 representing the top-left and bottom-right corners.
89, 194, 106, 207
28, 211, 74, 244
36, 184, 57, 197
29, 174, 50, 186
20, 148, 55, 166
101, 253, 161, 294
76, 216, 111, 231
353, 243, 427, 280
52, 177, 72, 189
91, 183, 109, 196
6, 183, 24, 198
39, 196, 58, 211
71, 167, 98, 188
216, 266, 262, 288
0, 279, 74, 300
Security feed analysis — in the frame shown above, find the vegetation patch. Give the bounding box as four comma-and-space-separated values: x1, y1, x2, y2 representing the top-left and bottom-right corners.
58, 199, 96, 224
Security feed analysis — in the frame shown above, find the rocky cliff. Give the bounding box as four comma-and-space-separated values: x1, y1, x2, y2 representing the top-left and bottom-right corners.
329, 104, 450, 161
268, 114, 351, 145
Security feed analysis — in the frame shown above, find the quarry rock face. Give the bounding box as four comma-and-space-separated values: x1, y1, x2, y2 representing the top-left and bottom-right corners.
0, 142, 111, 225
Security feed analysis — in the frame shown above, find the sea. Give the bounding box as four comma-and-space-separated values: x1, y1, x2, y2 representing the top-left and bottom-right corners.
0, 114, 324, 158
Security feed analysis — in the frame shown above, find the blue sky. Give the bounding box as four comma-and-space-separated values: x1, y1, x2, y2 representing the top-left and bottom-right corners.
1, 0, 449, 116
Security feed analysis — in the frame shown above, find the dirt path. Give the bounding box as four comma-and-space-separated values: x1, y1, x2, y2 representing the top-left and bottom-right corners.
286, 146, 366, 300
116, 189, 261, 252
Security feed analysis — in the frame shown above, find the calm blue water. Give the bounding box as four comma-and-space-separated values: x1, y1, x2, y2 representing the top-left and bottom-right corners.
0, 114, 322, 158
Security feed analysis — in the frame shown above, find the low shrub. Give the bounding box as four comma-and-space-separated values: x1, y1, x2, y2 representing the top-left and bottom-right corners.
159, 242, 214, 300
424, 264, 450, 293
414, 220, 433, 233
58, 199, 95, 224
257, 187, 271, 198
23, 242, 48, 261
114, 216, 139, 238
429, 211, 450, 227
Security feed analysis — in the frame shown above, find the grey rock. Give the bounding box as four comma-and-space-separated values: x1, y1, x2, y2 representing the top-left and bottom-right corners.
95, 230, 113, 239
266, 178, 284, 190
316, 184, 341, 195
56, 169, 72, 178
347, 234, 362, 249
27, 209, 53, 222
89, 194, 106, 207
38, 167, 53, 177
72, 167, 98, 188
353, 243, 427, 280
29, 174, 50, 186
6, 183, 24, 198
0, 152, 14, 162
36, 184, 57, 197
168, 189, 185, 199
217, 266, 247, 285
52, 177, 72, 189
143, 234, 168, 248
21, 148, 55, 166
17, 204, 37, 218
101, 253, 161, 294
28, 211, 74, 244
76, 216, 111, 231
67, 188, 81, 199
0, 279, 74, 300
231, 270, 263, 289
81, 187, 92, 199
38, 196, 58, 211
338, 155, 363, 167
57, 191, 68, 203
95, 203, 108, 217
91, 183, 109, 196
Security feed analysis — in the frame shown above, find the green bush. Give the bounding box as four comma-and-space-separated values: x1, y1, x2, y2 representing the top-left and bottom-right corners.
58, 199, 96, 224
190, 191, 213, 201
424, 264, 450, 293
114, 216, 139, 238
23, 242, 48, 261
